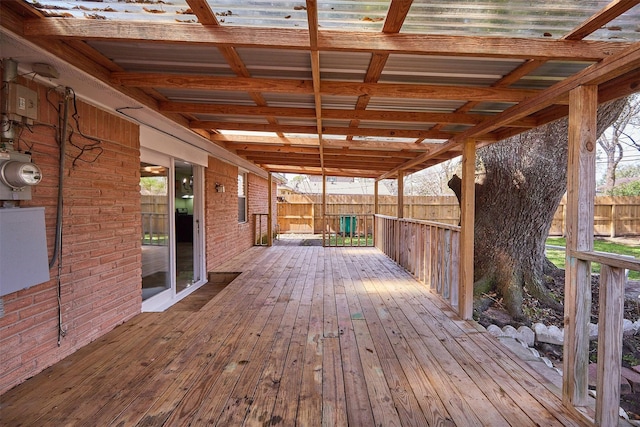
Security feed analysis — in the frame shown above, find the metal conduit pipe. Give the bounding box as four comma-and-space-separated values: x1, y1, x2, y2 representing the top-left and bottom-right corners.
1, 59, 18, 147
49, 87, 71, 269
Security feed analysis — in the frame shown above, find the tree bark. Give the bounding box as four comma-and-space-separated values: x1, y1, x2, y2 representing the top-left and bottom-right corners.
449, 99, 626, 320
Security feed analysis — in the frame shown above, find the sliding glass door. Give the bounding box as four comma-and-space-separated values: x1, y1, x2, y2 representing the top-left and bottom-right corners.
140, 150, 206, 311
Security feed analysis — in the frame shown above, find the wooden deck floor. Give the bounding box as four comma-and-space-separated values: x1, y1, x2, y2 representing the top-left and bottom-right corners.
0, 245, 591, 426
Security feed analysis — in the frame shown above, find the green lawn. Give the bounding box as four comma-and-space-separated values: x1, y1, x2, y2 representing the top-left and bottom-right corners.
546, 237, 640, 280
328, 235, 374, 247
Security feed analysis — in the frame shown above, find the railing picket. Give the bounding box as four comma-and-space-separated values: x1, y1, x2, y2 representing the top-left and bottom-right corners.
374, 214, 461, 315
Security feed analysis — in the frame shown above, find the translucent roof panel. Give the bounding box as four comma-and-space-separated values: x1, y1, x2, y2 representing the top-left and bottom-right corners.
403, 0, 640, 42
25, 0, 640, 41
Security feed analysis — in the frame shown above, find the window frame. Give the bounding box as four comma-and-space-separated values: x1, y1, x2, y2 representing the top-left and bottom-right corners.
238, 172, 247, 223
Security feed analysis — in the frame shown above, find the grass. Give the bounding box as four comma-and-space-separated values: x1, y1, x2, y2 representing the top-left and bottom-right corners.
328, 235, 374, 247
546, 237, 640, 280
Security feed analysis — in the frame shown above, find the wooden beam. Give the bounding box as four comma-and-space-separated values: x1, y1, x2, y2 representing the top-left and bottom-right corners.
563, 84, 597, 409
185, 0, 219, 25
211, 134, 437, 152
23, 20, 631, 61
458, 139, 476, 320
191, 121, 457, 139
160, 102, 537, 127
113, 73, 541, 102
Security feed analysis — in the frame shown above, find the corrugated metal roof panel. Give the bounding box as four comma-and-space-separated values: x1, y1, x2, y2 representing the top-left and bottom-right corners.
320, 52, 371, 82
321, 95, 359, 110
261, 93, 316, 108
88, 41, 232, 75
237, 48, 312, 79
193, 114, 269, 124
157, 88, 255, 105
367, 98, 466, 112
380, 54, 524, 85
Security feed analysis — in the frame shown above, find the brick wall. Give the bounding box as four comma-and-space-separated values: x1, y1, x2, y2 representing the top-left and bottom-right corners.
204, 158, 276, 271
0, 79, 142, 394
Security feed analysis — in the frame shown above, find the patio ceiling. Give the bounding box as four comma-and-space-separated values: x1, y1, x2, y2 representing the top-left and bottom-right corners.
2, 0, 640, 178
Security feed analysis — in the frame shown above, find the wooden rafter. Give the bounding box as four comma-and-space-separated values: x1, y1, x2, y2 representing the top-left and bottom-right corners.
305, 0, 324, 172
345, 0, 413, 140
562, 0, 640, 41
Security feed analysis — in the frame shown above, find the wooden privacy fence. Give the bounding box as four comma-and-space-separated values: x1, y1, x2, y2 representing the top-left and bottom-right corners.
278, 194, 460, 234
279, 194, 640, 237
375, 214, 461, 313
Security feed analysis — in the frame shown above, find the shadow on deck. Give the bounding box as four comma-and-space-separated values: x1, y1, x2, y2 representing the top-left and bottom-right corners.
0, 245, 591, 426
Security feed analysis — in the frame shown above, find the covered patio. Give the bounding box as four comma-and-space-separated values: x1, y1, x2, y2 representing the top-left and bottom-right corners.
1, 243, 591, 426
2, 1, 640, 425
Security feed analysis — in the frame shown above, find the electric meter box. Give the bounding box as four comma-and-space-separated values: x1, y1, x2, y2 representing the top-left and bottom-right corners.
0, 151, 42, 200
5, 83, 39, 122
0, 207, 50, 297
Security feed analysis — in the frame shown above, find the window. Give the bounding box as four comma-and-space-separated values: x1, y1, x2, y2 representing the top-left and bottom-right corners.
238, 173, 247, 223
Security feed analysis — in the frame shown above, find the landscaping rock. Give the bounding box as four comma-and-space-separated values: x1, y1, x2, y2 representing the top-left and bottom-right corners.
534, 323, 565, 345
589, 363, 633, 395
517, 325, 535, 347
622, 367, 640, 394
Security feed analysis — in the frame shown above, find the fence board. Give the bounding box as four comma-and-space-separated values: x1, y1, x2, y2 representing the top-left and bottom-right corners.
279, 195, 640, 237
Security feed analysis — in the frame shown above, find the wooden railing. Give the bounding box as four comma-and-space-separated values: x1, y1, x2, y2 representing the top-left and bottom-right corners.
323, 214, 374, 247
565, 250, 640, 425
141, 212, 168, 246
375, 214, 461, 312
253, 213, 269, 246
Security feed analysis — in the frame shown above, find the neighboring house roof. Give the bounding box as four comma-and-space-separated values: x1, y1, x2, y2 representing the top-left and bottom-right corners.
280, 179, 395, 196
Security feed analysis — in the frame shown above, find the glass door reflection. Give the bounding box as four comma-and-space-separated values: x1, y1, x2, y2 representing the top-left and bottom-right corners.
140, 162, 171, 300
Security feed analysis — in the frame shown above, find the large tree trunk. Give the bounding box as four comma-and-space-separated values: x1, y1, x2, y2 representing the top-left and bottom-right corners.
449, 99, 626, 321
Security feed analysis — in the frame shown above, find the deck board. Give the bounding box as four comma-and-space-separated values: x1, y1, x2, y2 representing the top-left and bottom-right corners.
0, 246, 593, 426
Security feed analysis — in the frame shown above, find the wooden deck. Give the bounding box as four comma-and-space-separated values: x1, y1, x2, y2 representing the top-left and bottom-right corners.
0, 245, 592, 426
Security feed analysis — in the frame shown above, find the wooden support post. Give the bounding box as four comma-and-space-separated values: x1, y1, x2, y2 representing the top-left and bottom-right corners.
563, 84, 597, 408
267, 173, 273, 247
322, 173, 326, 246
397, 171, 404, 219
396, 172, 404, 262
459, 139, 475, 320
596, 264, 625, 426
374, 180, 379, 246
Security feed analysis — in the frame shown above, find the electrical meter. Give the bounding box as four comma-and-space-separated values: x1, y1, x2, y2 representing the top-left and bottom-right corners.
1, 161, 42, 188
0, 152, 42, 200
